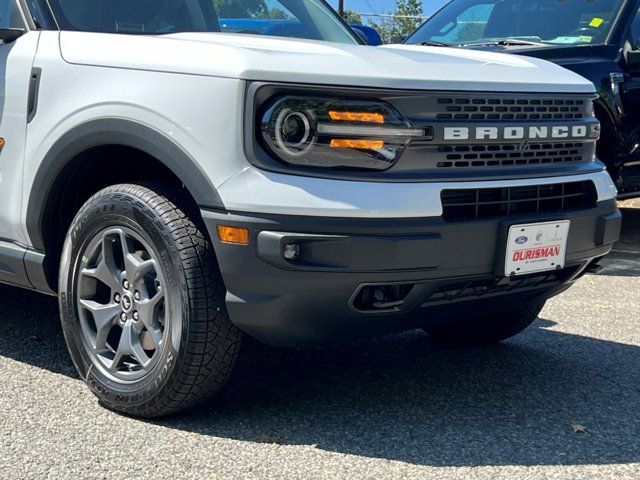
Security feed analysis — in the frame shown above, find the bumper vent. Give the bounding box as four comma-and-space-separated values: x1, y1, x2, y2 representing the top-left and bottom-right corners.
435, 97, 587, 121
441, 181, 597, 221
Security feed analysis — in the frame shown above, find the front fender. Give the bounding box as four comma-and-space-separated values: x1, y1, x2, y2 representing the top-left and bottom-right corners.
25, 118, 224, 252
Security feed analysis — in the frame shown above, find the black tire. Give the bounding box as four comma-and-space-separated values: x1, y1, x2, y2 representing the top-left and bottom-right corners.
59, 183, 241, 417
423, 300, 545, 346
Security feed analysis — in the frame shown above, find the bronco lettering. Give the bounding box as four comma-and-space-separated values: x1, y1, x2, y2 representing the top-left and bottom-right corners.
444, 124, 595, 141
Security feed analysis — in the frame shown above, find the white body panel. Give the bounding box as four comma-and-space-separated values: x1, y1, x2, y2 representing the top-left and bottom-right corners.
217, 168, 617, 218
22, 32, 247, 242
0, 32, 39, 244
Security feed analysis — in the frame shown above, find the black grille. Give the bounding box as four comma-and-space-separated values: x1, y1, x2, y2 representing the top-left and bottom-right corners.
423, 267, 581, 306
436, 142, 585, 168
441, 181, 597, 221
435, 97, 586, 121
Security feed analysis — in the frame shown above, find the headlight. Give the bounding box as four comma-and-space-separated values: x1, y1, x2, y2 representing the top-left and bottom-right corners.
259, 96, 424, 170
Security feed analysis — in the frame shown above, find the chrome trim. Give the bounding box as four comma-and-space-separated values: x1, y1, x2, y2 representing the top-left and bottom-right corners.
316, 123, 424, 138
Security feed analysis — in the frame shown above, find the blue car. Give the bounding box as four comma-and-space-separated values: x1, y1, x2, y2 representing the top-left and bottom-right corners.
219, 18, 383, 45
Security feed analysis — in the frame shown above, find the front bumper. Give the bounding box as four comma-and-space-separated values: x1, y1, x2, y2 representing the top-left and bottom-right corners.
203, 199, 621, 347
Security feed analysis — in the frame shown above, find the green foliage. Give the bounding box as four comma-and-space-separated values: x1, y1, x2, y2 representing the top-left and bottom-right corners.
342, 9, 363, 25
392, 0, 424, 41
211, 0, 266, 17
453, 20, 486, 43
253, 7, 291, 19
369, 0, 424, 43
368, 17, 394, 43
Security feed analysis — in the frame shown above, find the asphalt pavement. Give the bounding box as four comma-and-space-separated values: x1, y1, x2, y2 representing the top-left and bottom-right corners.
1, 206, 640, 480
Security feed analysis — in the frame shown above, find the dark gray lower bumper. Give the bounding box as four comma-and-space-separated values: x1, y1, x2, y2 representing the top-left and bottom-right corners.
202, 201, 620, 347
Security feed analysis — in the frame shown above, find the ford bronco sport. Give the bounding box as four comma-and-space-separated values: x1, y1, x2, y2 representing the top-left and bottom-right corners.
0, 0, 621, 417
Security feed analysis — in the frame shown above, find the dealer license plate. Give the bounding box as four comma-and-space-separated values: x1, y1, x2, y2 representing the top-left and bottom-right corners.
505, 220, 570, 277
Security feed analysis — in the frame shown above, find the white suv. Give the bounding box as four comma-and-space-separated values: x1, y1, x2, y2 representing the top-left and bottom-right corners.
0, 0, 620, 417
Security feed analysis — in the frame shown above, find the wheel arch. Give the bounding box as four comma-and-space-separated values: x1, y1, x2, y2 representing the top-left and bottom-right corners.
25, 118, 224, 292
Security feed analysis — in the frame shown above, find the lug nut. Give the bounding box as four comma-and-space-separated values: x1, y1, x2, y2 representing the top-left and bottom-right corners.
133, 311, 140, 321
120, 313, 127, 322
134, 291, 141, 301
114, 293, 121, 303
123, 279, 130, 290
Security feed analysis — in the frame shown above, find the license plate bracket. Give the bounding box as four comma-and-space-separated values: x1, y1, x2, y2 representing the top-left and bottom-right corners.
503, 220, 570, 277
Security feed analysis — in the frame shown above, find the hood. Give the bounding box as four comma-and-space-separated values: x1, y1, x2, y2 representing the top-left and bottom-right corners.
458, 43, 618, 67
59, 32, 595, 94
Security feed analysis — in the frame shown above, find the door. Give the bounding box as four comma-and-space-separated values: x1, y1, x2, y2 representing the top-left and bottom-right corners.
619, 3, 640, 193
0, 0, 39, 286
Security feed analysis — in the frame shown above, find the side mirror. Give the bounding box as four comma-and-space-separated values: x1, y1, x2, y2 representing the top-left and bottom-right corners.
627, 38, 640, 68
0, 28, 25, 44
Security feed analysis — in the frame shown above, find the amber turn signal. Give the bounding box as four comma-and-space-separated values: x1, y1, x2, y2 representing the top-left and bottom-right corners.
217, 225, 249, 245
330, 139, 384, 150
328, 111, 384, 124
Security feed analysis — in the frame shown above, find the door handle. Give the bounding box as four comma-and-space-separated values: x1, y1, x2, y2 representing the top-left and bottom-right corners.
610, 72, 625, 117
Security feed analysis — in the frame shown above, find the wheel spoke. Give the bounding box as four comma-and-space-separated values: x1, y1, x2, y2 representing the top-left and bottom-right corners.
111, 320, 150, 371
81, 233, 123, 292
125, 254, 156, 285
137, 293, 164, 350
141, 326, 163, 350
79, 300, 120, 350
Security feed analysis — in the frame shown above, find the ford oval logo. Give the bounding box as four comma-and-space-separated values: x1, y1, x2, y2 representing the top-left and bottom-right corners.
516, 236, 528, 245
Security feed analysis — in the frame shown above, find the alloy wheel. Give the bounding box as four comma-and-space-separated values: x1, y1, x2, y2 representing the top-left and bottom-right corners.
76, 227, 168, 382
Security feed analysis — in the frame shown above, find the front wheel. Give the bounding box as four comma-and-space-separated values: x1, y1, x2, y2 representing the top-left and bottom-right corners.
59, 184, 241, 417
423, 300, 545, 346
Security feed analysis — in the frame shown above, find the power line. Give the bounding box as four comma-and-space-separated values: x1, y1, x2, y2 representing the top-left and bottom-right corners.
357, 12, 430, 19
363, 0, 379, 16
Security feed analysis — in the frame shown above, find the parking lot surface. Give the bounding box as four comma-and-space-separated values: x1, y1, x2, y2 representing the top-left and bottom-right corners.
1, 207, 640, 480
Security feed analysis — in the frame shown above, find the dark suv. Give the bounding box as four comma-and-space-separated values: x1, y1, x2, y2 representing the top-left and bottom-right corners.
406, 0, 640, 198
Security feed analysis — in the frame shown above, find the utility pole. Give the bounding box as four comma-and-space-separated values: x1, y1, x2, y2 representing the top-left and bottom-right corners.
338, 0, 344, 16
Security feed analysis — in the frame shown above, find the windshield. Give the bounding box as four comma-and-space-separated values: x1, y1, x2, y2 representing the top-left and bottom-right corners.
46, 0, 357, 43
406, 0, 624, 46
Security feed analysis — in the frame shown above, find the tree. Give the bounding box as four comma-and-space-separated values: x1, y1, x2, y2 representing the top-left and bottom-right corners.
369, 0, 424, 43
368, 17, 395, 43
391, 0, 424, 41
342, 9, 363, 25
254, 7, 291, 19
453, 20, 486, 44
211, 0, 266, 17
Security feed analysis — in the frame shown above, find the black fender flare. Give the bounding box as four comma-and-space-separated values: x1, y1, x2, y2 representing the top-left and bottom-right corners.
26, 118, 224, 252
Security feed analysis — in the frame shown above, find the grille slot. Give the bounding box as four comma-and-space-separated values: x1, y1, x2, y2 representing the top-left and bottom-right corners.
441, 181, 597, 221
435, 97, 586, 121
436, 142, 585, 168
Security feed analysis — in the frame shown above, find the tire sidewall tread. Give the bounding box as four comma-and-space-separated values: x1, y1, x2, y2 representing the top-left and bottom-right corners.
59, 183, 241, 418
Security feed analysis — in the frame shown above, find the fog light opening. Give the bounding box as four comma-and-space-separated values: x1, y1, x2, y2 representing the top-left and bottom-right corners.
283, 243, 301, 261
353, 284, 415, 312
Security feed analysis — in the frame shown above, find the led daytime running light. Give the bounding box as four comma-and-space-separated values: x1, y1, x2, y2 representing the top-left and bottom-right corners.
329, 111, 385, 124
317, 123, 424, 138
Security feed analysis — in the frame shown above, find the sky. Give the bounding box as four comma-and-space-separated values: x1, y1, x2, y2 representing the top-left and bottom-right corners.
326, 0, 450, 20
